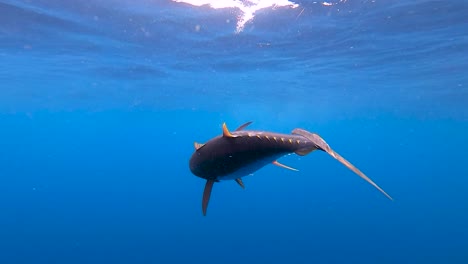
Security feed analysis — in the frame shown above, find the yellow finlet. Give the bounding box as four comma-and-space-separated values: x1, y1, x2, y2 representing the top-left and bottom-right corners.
222, 123, 236, 138
194, 142, 205, 150
272, 160, 299, 172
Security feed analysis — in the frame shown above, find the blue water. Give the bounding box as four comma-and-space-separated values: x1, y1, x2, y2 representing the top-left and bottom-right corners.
1, 0, 467, 263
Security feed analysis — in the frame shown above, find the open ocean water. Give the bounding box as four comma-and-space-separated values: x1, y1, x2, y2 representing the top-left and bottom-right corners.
1, 0, 467, 263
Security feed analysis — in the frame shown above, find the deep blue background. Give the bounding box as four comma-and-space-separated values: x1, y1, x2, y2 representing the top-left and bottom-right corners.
1, 0, 467, 263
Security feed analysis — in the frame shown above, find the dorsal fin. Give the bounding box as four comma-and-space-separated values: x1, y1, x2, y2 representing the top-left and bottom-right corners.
194, 142, 205, 151
235, 121, 252, 131
235, 178, 245, 189
202, 179, 215, 216
222, 123, 237, 138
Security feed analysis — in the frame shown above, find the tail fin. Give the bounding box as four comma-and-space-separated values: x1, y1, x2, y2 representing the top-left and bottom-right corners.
292, 128, 393, 200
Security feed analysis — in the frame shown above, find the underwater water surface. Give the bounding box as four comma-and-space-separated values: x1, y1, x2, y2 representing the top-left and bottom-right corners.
0, 0, 467, 263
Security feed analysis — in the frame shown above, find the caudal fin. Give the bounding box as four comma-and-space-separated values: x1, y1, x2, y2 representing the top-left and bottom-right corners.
292, 128, 393, 200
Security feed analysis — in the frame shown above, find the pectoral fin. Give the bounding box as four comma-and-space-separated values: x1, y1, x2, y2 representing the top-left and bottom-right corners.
202, 180, 215, 216
235, 121, 253, 131
272, 160, 299, 171
235, 178, 245, 189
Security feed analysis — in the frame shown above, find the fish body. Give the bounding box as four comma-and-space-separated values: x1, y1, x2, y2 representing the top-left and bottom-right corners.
190, 130, 314, 181
189, 122, 392, 215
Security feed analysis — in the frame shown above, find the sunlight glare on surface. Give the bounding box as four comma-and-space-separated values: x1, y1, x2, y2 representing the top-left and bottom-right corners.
172, 0, 299, 32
